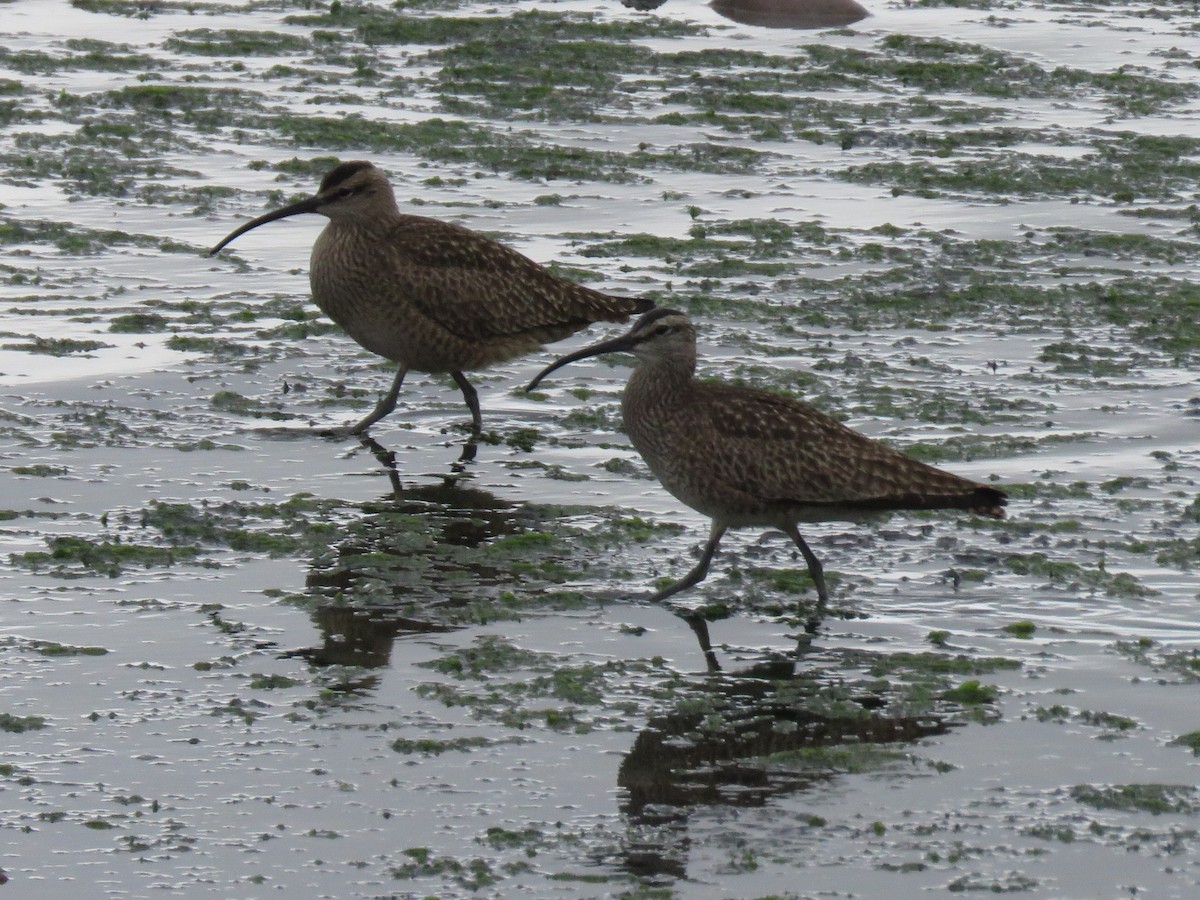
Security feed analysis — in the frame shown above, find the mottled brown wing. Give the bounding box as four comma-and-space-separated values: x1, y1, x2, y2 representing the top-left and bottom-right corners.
380, 216, 646, 341
688, 383, 1004, 515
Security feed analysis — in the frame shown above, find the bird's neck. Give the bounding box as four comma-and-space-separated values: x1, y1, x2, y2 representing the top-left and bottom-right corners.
625, 355, 696, 415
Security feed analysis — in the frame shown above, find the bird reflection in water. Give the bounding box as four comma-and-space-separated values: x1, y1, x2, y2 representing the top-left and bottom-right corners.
287, 436, 523, 675
615, 661, 949, 879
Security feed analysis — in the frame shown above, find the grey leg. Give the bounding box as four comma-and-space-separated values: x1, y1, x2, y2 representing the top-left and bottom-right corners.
349, 366, 407, 435
647, 522, 727, 603
682, 612, 721, 673
783, 523, 829, 634
450, 371, 482, 437
357, 434, 403, 499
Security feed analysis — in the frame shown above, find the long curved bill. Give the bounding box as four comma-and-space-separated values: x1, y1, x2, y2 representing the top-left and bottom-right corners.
525, 332, 638, 392
208, 195, 323, 256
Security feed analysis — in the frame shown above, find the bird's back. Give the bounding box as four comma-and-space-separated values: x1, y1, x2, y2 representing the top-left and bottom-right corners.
625, 375, 1006, 526
311, 214, 651, 371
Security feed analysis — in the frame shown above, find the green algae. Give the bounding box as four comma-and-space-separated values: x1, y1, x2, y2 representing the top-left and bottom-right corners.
655, 35, 1193, 142
941, 680, 999, 705
9, 497, 346, 581
415, 635, 648, 730
273, 114, 764, 180
1098, 280, 1200, 357
847, 651, 1021, 679
1098, 476, 1151, 494
1005, 553, 1155, 598
109, 312, 170, 333
746, 567, 828, 598
210, 390, 292, 421
1039, 342, 1133, 377
274, 115, 644, 183
0, 43, 160, 74
100, 84, 266, 119
1044, 227, 1200, 263
303, 498, 627, 624
838, 133, 1200, 201
391, 848, 499, 891
390, 736, 494, 754
4, 141, 203, 201
0, 217, 194, 254
287, 7, 700, 46
1170, 732, 1200, 755
248, 673, 304, 689
1152, 537, 1200, 571
168, 337, 254, 360
71, 0, 236, 15
3, 336, 113, 356
1071, 783, 1199, 816
0, 713, 47, 733
582, 516, 687, 545
565, 227, 1200, 363
1114, 640, 1200, 682
1076, 710, 1138, 732
139, 496, 344, 557
32, 641, 108, 656
430, 38, 645, 121
8, 464, 68, 477
877, 34, 1194, 111
422, 635, 545, 678
902, 432, 1091, 464
11, 535, 203, 577
1002, 621, 1037, 639
164, 29, 312, 57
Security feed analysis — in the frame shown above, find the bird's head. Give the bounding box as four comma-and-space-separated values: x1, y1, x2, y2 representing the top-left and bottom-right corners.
525, 309, 696, 391
208, 160, 397, 256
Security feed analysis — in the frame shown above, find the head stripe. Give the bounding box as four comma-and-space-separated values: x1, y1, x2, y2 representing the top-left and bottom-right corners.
319, 161, 374, 193
634, 307, 685, 330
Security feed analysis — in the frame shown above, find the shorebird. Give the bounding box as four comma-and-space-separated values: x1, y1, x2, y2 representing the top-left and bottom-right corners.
210, 160, 652, 436
527, 309, 1007, 631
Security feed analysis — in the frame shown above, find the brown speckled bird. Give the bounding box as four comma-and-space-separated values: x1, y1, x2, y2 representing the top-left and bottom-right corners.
528, 309, 1007, 630
210, 160, 652, 436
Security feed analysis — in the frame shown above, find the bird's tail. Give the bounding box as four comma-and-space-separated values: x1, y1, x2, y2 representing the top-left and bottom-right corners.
944, 485, 1007, 519
818, 484, 1008, 519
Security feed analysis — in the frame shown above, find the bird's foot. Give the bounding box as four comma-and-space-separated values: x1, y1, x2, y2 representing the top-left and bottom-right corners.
454, 440, 479, 466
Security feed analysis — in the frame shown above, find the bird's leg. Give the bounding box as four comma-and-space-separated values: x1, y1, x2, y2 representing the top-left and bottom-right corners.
646, 522, 726, 603
348, 366, 408, 435
682, 612, 721, 673
450, 371, 482, 438
783, 524, 829, 634
357, 434, 404, 500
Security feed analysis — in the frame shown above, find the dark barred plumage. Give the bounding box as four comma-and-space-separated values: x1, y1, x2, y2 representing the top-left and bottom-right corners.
210, 160, 652, 435
527, 309, 1008, 632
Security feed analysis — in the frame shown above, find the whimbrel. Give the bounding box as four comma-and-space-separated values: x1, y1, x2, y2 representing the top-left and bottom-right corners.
210, 161, 652, 436
527, 309, 1007, 631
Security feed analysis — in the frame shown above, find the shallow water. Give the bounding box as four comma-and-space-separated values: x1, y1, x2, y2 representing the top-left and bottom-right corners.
1, 0, 1199, 896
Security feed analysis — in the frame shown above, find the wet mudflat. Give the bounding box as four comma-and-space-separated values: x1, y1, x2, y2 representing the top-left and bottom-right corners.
1, 0, 1199, 896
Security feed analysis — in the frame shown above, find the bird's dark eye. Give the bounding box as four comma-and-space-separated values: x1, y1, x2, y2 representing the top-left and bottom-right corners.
654, 324, 671, 336
336, 187, 354, 199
